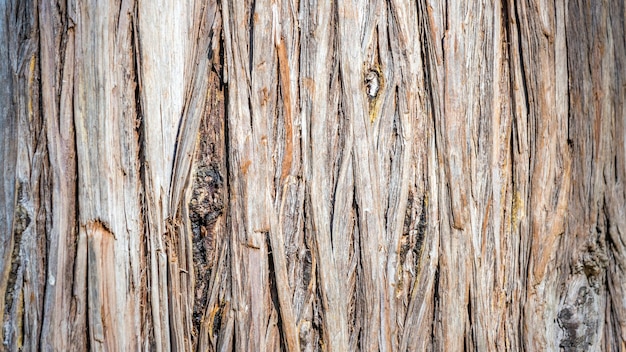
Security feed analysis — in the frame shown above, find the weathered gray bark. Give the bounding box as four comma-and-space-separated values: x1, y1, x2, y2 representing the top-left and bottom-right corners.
1, 0, 625, 351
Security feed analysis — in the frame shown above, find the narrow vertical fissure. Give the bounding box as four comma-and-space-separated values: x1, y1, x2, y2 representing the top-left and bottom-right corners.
510, 0, 531, 129
130, 7, 152, 346
222, 77, 231, 237
563, 10, 573, 149
466, 289, 473, 352
506, 0, 533, 280
431, 267, 440, 350
3, 183, 29, 348
36, 22, 52, 350
329, 0, 339, 97
266, 233, 288, 352
131, 8, 146, 187
247, 0, 256, 75
353, 205, 363, 352
415, 196, 427, 263
417, 0, 440, 155
246, 0, 255, 133
186, 15, 229, 345
442, 0, 449, 60
503, 3, 530, 349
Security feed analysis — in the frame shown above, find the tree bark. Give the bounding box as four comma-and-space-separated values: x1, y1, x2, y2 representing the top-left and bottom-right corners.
1, 0, 625, 351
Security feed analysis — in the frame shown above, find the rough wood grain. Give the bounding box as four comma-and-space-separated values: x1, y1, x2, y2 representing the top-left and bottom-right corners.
1, 0, 625, 351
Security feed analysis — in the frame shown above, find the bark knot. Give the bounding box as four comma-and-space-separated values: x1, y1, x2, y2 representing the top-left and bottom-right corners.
574, 234, 608, 290
364, 70, 380, 99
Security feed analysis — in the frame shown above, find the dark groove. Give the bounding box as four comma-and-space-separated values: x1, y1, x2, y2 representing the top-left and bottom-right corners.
188, 5, 229, 345
511, 0, 531, 134
35, 2, 51, 348
442, 0, 449, 61
417, 0, 441, 164
221, 41, 233, 349
563, 1, 573, 151
3, 183, 28, 348
352, 185, 363, 352
431, 266, 440, 350
504, 2, 531, 350
130, 4, 154, 348
329, 0, 339, 95
247, 95, 253, 132
514, 0, 534, 285
466, 288, 473, 352
266, 233, 288, 352
115, 0, 123, 35
248, 0, 256, 75
57, 2, 69, 136
414, 196, 427, 261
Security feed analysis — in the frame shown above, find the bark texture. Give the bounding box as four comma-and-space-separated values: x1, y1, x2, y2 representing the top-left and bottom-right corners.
1, 0, 625, 351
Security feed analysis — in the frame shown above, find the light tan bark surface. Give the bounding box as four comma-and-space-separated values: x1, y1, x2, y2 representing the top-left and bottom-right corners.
1, 1, 625, 351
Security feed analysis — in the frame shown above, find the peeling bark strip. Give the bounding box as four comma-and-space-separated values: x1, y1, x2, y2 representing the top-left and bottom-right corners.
1, 0, 626, 351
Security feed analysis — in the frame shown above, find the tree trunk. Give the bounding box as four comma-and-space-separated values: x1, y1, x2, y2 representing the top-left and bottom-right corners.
1, 0, 625, 351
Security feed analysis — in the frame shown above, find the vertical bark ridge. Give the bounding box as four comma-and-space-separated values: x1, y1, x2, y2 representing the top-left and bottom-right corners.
72, 1, 144, 350
0, 2, 45, 350
1, 0, 625, 350
37, 0, 83, 350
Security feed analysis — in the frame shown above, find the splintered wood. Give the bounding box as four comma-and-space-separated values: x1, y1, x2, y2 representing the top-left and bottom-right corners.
0, 0, 625, 351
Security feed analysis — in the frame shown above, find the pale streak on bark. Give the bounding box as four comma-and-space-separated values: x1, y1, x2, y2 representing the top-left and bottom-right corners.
137, 0, 211, 349
301, 0, 350, 349
436, 1, 471, 350
480, 1, 511, 349
336, 0, 388, 350
72, 1, 144, 350
137, 0, 186, 346
519, 0, 571, 348
222, 0, 276, 349
381, 0, 420, 346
